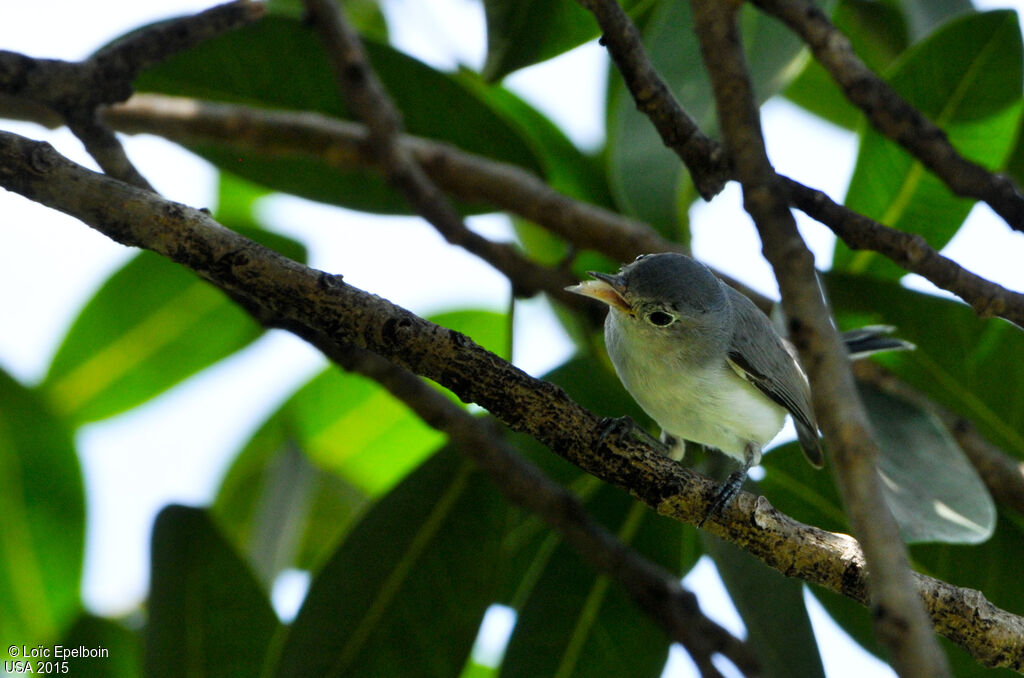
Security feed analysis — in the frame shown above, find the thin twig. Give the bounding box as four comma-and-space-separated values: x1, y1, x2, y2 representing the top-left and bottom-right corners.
784, 179, 1024, 327
327, 342, 756, 677
573, 0, 728, 199
1, 130, 1021, 670
752, 0, 1024, 232
301, 0, 579, 304
689, 1, 951, 676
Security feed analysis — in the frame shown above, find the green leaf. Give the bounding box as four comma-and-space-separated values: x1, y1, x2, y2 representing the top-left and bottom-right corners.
268, 448, 504, 677
836, 10, 1024, 278
456, 73, 613, 206
41, 228, 305, 423
762, 386, 995, 545
267, 0, 388, 41
499, 488, 680, 678
481, 0, 647, 82
826, 273, 1024, 459
285, 368, 446, 495
145, 505, 279, 678
606, 1, 808, 238
901, 0, 974, 40
134, 15, 543, 214
703, 535, 826, 678
60, 614, 142, 678
215, 171, 273, 228
212, 414, 368, 585
858, 382, 994, 544
0, 369, 84, 653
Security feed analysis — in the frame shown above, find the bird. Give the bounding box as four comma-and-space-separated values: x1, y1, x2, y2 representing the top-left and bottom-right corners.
567, 252, 909, 523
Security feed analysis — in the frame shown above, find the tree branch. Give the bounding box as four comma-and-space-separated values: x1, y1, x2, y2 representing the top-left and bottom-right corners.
689, 1, 951, 676
1, 130, 1021, 671
0, 0, 263, 189
752, 0, 1024, 233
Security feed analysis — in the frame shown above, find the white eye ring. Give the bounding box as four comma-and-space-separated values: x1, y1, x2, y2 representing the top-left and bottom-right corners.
647, 311, 675, 327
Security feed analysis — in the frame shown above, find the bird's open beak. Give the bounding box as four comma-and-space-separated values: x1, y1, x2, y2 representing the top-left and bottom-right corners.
565, 272, 632, 314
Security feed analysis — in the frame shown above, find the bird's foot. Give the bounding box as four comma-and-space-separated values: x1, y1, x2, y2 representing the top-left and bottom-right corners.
596, 416, 668, 454
697, 442, 760, 527
697, 469, 747, 527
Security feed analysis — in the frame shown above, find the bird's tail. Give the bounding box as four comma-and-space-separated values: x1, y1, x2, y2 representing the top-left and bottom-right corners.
841, 325, 915, 359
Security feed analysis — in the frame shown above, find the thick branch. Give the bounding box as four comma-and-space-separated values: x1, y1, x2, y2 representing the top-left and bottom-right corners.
753, 0, 1024, 233
301, 0, 577, 304
690, 2, 950, 676
1, 131, 1021, 670
327, 342, 756, 677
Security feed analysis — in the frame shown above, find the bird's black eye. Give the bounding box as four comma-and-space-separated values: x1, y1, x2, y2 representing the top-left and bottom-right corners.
647, 311, 675, 327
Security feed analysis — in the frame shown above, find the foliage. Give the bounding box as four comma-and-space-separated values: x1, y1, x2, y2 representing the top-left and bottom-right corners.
3, 1, 1023, 676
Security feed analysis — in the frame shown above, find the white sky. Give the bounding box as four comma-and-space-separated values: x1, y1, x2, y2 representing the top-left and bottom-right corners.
3, 1, 1024, 676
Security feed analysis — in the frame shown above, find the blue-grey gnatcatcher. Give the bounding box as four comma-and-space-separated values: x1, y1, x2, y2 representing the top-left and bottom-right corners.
567, 252, 908, 522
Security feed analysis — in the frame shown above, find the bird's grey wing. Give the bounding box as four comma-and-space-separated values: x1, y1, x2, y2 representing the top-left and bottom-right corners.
724, 289, 824, 467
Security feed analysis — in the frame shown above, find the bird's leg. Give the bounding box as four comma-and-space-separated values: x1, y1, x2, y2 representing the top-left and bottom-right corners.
661, 432, 686, 461
596, 416, 669, 455
698, 442, 760, 527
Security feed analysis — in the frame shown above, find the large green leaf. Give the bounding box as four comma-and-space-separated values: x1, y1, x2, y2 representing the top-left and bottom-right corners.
268, 448, 504, 677
212, 309, 509, 582
606, 0, 809, 238
283, 310, 508, 495
0, 369, 84, 655
500, 487, 679, 678
133, 15, 543, 214
279, 367, 447, 496
482, 0, 648, 82
826, 273, 1024, 459
762, 386, 995, 546
901, 0, 974, 40
703, 535, 826, 678
858, 382, 994, 544
212, 414, 367, 585
145, 505, 279, 678
41, 228, 305, 423
836, 10, 1024, 278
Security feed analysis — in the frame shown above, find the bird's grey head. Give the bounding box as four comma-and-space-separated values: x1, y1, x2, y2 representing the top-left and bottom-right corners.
567, 253, 733, 360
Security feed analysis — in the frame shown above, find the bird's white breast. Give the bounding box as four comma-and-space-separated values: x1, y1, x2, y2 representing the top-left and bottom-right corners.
604, 313, 787, 462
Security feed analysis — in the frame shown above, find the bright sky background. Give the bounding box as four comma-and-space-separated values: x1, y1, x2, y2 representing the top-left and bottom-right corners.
3, 1, 1024, 676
